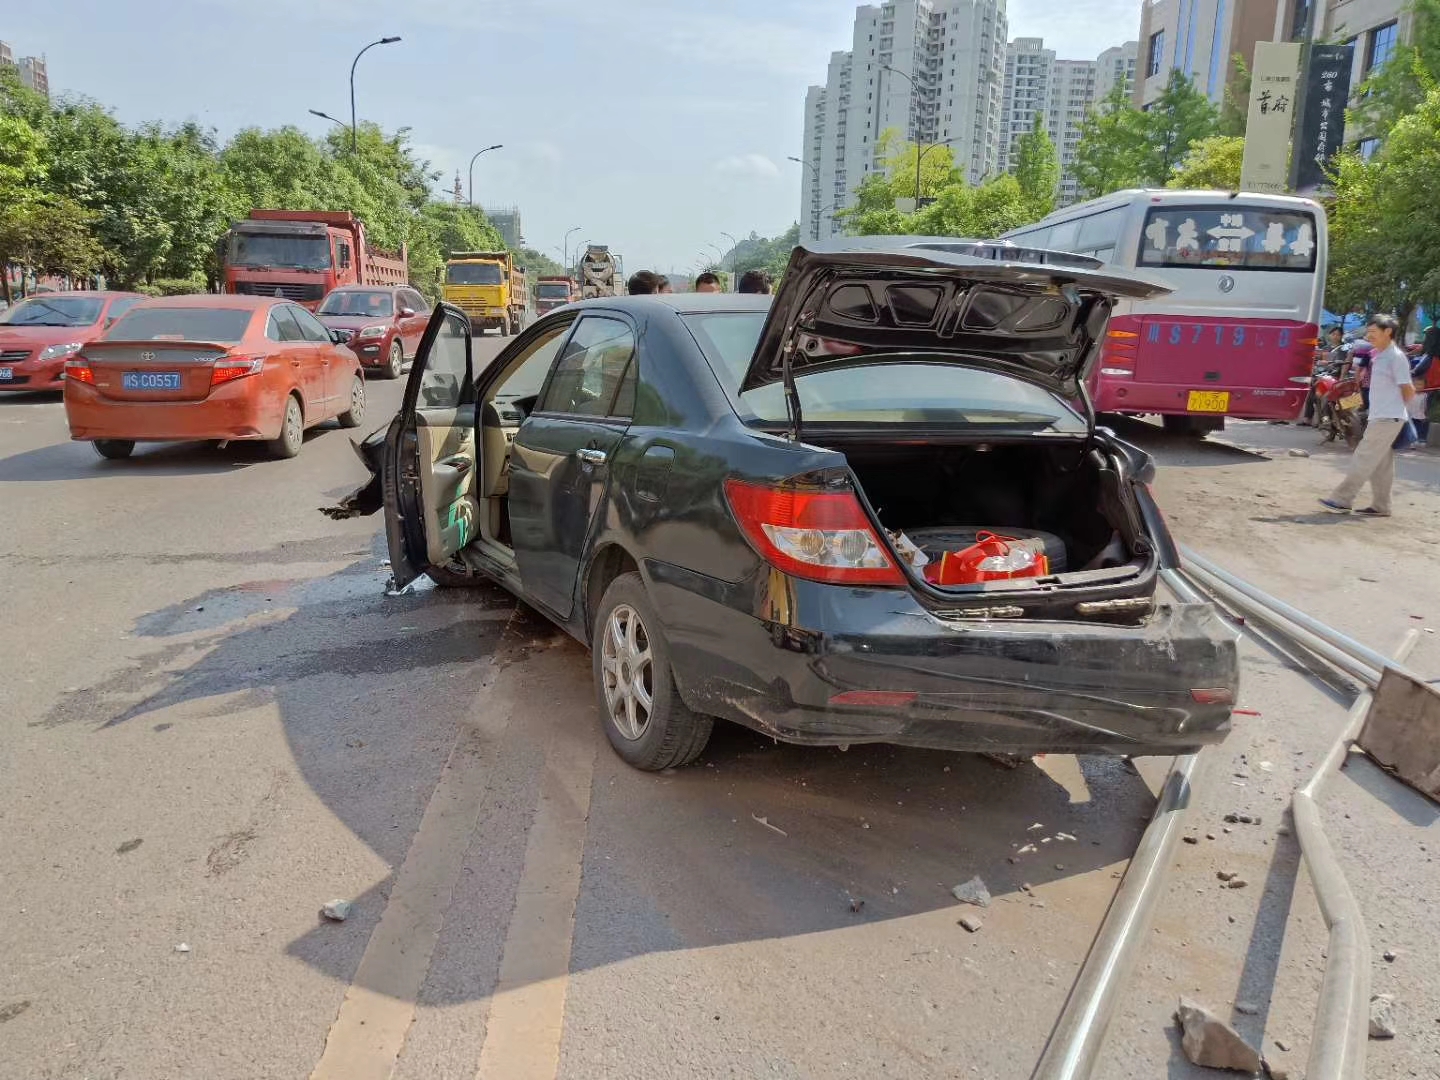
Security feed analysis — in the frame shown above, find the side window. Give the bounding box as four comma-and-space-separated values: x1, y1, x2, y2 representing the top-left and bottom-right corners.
289, 305, 331, 343
419, 310, 473, 408
270, 305, 304, 342
493, 319, 573, 403
537, 316, 636, 418
337, 241, 352, 269
105, 297, 142, 327
405, 289, 429, 314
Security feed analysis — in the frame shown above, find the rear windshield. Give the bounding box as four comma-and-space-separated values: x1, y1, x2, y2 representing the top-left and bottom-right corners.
1, 296, 105, 327
1138, 206, 1318, 272
683, 311, 1086, 432
318, 291, 394, 317
447, 263, 504, 286
106, 307, 253, 344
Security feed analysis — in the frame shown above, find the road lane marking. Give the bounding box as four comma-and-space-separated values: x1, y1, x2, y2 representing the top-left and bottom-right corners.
475, 728, 596, 1080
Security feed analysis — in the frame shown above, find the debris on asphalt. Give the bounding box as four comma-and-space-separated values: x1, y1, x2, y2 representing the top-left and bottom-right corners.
174, 943, 191, 953
958, 915, 984, 933
1027, 822, 1045, 831
321, 899, 353, 922
1273, 1038, 1290, 1052
1183, 835, 1200, 845
1017, 843, 1036, 855
1235, 1001, 1259, 1016
0, 1000, 31, 1024
116, 838, 143, 855
1175, 997, 1262, 1073
1224, 812, 1260, 825
751, 814, 787, 837
1054, 863, 1065, 871
848, 897, 865, 914
950, 876, 992, 907
1207, 832, 1217, 841
1369, 994, 1397, 1039
861, 821, 871, 829
1288, 448, 1310, 458
1217, 870, 1237, 881
1227, 878, 1249, 889
1055, 831, 1077, 842
1266, 1065, 1291, 1080
1383, 948, 1398, 962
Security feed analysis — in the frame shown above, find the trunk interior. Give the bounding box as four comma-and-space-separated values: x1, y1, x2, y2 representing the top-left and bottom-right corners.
829, 439, 1151, 595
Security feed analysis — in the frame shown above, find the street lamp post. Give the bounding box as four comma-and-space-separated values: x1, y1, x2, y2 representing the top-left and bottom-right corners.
349, 36, 401, 155
308, 108, 346, 131
787, 157, 825, 240
881, 65, 934, 208
467, 144, 503, 206
563, 226, 582, 275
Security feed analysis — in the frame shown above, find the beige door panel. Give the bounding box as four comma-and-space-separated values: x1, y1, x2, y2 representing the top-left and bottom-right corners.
415, 405, 480, 565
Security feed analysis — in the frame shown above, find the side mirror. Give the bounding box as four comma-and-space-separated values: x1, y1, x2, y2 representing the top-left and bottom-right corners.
329, 329, 349, 344
399, 307, 416, 318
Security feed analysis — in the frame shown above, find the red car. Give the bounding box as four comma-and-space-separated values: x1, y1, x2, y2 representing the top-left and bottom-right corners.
314, 285, 430, 379
0, 291, 146, 391
64, 295, 366, 460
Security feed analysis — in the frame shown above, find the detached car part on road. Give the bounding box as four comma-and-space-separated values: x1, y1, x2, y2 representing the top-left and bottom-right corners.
64, 295, 367, 460
335, 239, 1238, 770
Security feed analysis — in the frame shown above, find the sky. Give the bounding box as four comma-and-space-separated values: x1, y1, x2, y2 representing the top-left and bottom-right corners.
6, 0, 1145, 273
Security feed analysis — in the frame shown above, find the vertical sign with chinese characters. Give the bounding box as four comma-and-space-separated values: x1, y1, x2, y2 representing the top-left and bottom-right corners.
1240, 42, 1301, 193
1295, 44, 1354, 190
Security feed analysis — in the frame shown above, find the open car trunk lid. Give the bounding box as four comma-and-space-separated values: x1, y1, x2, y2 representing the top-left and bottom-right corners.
740, 238, 1170, 434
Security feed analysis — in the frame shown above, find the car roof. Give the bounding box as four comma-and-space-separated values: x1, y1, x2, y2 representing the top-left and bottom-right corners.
327, 285, 408, 293
128, 294, 277, 309
568, 293, 772, 317
11, 290, 145, 301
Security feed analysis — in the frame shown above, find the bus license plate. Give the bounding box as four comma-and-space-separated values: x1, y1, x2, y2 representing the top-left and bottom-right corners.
1187, 391, 1230, 413
122, 371, 182, 391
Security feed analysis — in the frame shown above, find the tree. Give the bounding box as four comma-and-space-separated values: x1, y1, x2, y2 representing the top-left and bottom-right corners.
1013, 112, 1059, 217
409, 202, 505, 300
1074, 74, 1219, 197
1074, 85, 1150, 197
0, 195, 105, 302
1328, 85, 1440, 330
1219, 54, 1251, 138
1167, 135, 1245, 189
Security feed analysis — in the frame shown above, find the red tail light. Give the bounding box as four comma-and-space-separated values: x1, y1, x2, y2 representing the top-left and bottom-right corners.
1099, 314, 1140, 376
64, 359, 95, 384
724, 477, 904, 587
1189, 688, 1234, 705
210, 357, 264, 387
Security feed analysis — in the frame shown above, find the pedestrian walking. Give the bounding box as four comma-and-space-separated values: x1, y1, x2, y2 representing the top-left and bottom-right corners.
1320, 314, 1416, 517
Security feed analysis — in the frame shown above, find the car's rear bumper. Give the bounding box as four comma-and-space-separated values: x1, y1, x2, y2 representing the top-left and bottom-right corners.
64, 383, 286, 442
1094, 380, 1305, 420
650, 566, 1237, 756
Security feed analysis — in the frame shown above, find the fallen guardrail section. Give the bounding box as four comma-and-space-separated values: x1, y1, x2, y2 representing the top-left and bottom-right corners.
1031, 547, 1425, 1080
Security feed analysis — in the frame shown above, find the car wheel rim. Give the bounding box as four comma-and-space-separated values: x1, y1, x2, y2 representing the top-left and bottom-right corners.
601, 603, 653, 741
351, 379, 364, 415
287, 403, 301, 445
391, 344, 401, 373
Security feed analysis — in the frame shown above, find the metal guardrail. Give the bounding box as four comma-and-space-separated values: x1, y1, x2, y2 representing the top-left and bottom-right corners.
1034, 553, 1420, 1080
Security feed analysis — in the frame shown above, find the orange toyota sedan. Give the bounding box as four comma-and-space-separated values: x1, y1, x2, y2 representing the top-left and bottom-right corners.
64, 295, 366, 460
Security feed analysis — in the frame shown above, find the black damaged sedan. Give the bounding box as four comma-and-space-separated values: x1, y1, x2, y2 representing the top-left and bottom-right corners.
337, 238, 1237, 771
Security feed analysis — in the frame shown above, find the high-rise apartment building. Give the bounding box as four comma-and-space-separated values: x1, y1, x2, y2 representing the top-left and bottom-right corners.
0, 43, 49, 97
999, 39, 1135, 207
798, 0, 1008, 241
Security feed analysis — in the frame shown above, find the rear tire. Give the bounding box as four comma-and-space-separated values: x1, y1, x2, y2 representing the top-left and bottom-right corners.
500, 319, 511, 338
270, 395, 303, 459
1163, 414, 1220, 438
385, 340, 403, 380
337, 374, 366, 429
92, 439, 134, 460
592, 572, 712, 771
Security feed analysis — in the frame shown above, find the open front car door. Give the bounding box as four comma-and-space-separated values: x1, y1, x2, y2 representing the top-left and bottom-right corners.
382, 303, 481, 589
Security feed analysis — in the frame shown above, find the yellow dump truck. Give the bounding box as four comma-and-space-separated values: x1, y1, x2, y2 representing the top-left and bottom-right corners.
442, 251, 529, 336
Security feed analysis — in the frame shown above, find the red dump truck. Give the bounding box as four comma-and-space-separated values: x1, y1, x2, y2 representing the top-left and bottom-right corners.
221, 210, 408, 310
535, 275, 578, 316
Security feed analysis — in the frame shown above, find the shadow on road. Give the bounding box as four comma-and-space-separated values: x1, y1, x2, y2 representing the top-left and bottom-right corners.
0, 429, 353, 481
48, 551, 1160, 1006
1101, 416, 1271, 468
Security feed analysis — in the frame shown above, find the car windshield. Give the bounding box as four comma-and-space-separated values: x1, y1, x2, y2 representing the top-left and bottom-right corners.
105, 307, 253, 344
318, 291, 395, 317
537, 283, 570, 299
229, 231, 332, 270
683, 311, 1086, 431
447, 263, 504, 285
0, 296, 105, 327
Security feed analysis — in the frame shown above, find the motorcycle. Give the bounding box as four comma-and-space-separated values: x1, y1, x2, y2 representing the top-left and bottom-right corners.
1315, 343, 1369, 447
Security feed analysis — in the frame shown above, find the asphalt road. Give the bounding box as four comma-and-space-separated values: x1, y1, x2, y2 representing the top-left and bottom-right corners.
2, 357, 1435, 1079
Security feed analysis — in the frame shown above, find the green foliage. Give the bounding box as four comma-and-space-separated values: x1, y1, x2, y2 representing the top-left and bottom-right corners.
1219, 54, 1251, 138
515, 247, 566, 280
1167, 135, 1245, 189
1013, 113, 1059, 218
1074, 73, 1220, 197
1329, 84, 1440, 325
1350, 0, 1440, 136
727, 223, 800, 281
0, 66, 492, 299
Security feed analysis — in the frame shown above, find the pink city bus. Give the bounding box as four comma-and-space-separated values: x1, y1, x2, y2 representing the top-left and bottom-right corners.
1003, 190, 1326, 435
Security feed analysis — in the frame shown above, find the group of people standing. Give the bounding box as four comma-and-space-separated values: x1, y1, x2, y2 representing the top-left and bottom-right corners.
625, 269, 773, 296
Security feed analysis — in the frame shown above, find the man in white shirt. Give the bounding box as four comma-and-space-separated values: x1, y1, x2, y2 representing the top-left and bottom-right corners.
1321, 314, 1415, 517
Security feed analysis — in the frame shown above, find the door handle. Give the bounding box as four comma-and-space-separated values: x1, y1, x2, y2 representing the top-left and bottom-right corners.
439, 454, 473, 473
575, 447, 608, 465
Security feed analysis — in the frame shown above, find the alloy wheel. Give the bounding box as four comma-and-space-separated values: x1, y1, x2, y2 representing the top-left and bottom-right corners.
600, 603, 653, 740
